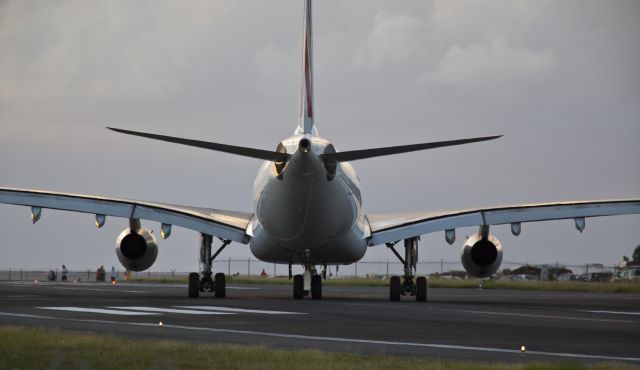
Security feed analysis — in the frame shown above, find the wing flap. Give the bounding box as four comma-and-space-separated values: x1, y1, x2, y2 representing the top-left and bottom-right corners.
368, 199, 640, 245
0, 187, 252, 243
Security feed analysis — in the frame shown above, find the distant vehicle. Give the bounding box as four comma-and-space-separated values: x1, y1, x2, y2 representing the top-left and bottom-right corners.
587, 272, 613, 282
569, 274, 587, 281
616, 266, 640, 281
556, 273, 573, 281
509, 274, 538, 281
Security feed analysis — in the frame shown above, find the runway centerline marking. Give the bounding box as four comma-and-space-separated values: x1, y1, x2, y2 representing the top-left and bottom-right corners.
107, 306, 234, 315
580, 310, 640, 316
47, 287, 146, 294
37, 307, 158, 316
176, 306, 307, 315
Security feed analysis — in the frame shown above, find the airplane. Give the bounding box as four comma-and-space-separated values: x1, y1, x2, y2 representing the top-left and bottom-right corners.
1, 0, 638, 302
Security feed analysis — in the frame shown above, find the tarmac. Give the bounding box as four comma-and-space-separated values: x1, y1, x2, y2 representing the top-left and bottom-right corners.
0, 280, 639, 363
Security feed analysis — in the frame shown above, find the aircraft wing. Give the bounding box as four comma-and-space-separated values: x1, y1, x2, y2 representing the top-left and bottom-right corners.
0, 187, 252, 243
366, 199, 640, 246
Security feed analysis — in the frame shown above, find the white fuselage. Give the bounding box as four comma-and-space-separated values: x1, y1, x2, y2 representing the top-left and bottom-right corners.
248, 133, 369, 264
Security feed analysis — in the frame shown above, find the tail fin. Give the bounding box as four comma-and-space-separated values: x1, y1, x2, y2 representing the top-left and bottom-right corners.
298, 0, 314, 134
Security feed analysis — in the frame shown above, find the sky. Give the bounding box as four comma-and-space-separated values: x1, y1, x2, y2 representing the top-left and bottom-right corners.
1, 0, 639, 272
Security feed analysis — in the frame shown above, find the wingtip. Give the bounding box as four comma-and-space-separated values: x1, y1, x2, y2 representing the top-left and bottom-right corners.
106, 127, 125, 133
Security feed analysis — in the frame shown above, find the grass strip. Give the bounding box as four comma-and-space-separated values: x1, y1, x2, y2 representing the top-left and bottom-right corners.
0, 325, 637, 370
127, 276, 640, 294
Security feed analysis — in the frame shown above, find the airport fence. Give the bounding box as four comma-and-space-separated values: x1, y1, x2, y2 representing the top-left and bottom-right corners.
0, 259, 619, 282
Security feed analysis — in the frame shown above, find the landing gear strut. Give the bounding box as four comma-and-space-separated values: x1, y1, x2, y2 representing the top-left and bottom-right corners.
188, 234, 230, 298
292, 265, 322, 300
386, 237, 427, 302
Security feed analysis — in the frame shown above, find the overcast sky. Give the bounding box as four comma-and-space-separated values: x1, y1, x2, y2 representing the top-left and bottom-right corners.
1, 0, 639, 272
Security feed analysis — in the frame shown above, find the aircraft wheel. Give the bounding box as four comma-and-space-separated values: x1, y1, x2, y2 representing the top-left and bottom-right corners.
389, 275, 401, 301
293, 274, 304, 299
416, 276, 427, 302
188, 272, 200, 298
214, 273, 226, 298
311, 275, 322, 299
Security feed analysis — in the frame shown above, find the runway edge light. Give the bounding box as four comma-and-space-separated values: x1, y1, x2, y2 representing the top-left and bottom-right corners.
521, 345, 526, 353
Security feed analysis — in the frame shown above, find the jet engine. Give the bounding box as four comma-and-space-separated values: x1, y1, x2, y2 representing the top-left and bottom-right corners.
115, 227, 158, 271
460, 230, 503, 278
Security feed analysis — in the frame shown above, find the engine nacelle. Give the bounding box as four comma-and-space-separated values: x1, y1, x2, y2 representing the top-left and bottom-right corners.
461, 232, 503, 278
115, 228, 158, 271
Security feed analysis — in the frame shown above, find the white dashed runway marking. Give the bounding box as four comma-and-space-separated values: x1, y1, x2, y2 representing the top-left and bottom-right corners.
107, 306, 233, 315
177, 306, 306, 315
37, 307, 157, 316
35, 305, 305, 316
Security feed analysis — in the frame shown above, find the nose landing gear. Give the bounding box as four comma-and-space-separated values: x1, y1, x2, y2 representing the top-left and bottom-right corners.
188, 234, 231, 298
386, 237, 427, 302
293, 264, 323, 299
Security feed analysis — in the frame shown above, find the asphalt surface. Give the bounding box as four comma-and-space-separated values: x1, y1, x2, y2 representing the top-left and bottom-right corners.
0, 280, 639, 363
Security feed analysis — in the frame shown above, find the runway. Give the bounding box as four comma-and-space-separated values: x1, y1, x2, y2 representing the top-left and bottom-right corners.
1, 281, 639, 363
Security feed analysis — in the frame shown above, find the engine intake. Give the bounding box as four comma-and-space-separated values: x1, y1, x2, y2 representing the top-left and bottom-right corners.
115, 228, 158, 271
461, 232, 503, 278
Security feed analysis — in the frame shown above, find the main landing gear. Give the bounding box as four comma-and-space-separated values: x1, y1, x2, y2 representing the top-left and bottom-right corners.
386, 237, 427, 302
292, 264, 323, 300
188, 234, 231, 299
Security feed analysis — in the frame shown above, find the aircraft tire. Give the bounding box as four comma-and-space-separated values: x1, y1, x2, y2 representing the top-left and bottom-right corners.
214, 273, 226, 298
293, 274, 304, 299
416, 276, 427, 302
311, 274, 322, 299
390, 275, 401, 301
188, 272, 200, 298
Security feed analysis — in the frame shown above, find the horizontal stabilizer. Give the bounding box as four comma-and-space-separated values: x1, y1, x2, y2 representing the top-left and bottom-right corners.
321, 135, 502, 162
107, 127, 290, 162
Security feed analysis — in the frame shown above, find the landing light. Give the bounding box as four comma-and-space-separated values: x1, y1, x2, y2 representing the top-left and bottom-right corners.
111, 280, 117, 285
158, 321, 164, 328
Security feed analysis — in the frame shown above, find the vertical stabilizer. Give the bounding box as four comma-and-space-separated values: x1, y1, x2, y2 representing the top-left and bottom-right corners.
299, 0, 314, 134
